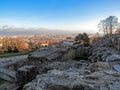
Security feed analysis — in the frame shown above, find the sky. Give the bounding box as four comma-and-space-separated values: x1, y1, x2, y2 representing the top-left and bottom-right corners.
0, 0, 120, 33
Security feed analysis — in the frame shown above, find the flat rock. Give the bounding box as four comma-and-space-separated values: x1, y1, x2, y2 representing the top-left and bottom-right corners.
89, 62, 110, 72
108, 81, 120, 90
106, 54, 120, 62
113, 64, 120, 72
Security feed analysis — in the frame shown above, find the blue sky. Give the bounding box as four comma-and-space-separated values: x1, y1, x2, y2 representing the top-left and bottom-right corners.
0, 0, 120, 32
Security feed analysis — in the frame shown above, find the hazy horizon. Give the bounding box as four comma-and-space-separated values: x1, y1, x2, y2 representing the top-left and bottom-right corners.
0, 0, 120, 33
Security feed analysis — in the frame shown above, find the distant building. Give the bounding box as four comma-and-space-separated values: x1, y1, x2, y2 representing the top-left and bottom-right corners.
41, 43, 49, 47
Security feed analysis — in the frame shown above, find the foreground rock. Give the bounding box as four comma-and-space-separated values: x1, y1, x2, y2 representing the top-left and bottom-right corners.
106, 54, 120, 62
113, 64, 120, 72
89, 61, 110, 72
23, 60, 120, 90
23, 36, 120, 90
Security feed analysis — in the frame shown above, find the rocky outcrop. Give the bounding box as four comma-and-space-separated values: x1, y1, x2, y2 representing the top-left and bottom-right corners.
89, 37, 120, 62
23, 36, 120, 90
106, 54, 120, 62
27, 46, 77, 74
113, 64, 120, 72
23, 60, 120, 90
89, 61, 110, 72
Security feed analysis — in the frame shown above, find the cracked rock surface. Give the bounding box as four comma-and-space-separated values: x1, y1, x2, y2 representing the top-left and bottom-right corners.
23, 60, 120, 90
23, 37, 120, 90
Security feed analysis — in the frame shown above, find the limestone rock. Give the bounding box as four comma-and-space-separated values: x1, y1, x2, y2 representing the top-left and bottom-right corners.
85, 71, 104, 79
89, 62, 110, 72
88, 37, 120, 62
113, 64, 120, 72
108, 81, 120, 90
71, 79, 98, 90
106, 54, 120, 62
23, 59, 120, 90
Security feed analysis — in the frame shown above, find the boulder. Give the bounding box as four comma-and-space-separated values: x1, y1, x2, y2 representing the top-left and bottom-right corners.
72, 79, 98, 90
108, 81, 120, 90
23, 60, 120, 90
89, 62, 110, 72
85, 71, 104, 79
106, 54, 120, 62
113, 64, 120, 72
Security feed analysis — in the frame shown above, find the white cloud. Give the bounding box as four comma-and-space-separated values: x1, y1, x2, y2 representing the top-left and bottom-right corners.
0, 18, 99, 33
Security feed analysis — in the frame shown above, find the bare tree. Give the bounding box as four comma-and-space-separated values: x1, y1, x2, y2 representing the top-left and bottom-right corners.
98, 16, 118, 37
98, 19, 108, 35
115, 23, 120, 34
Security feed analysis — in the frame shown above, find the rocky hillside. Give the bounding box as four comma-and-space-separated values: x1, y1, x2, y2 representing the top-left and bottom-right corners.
23, 37, 120, 90
89, 37, 120, 62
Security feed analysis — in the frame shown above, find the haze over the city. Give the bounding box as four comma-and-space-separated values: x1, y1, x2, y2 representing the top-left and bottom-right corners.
0, 0, 120, 33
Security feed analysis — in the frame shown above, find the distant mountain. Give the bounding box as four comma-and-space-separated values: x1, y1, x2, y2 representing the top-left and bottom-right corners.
0, 26, 77, 35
